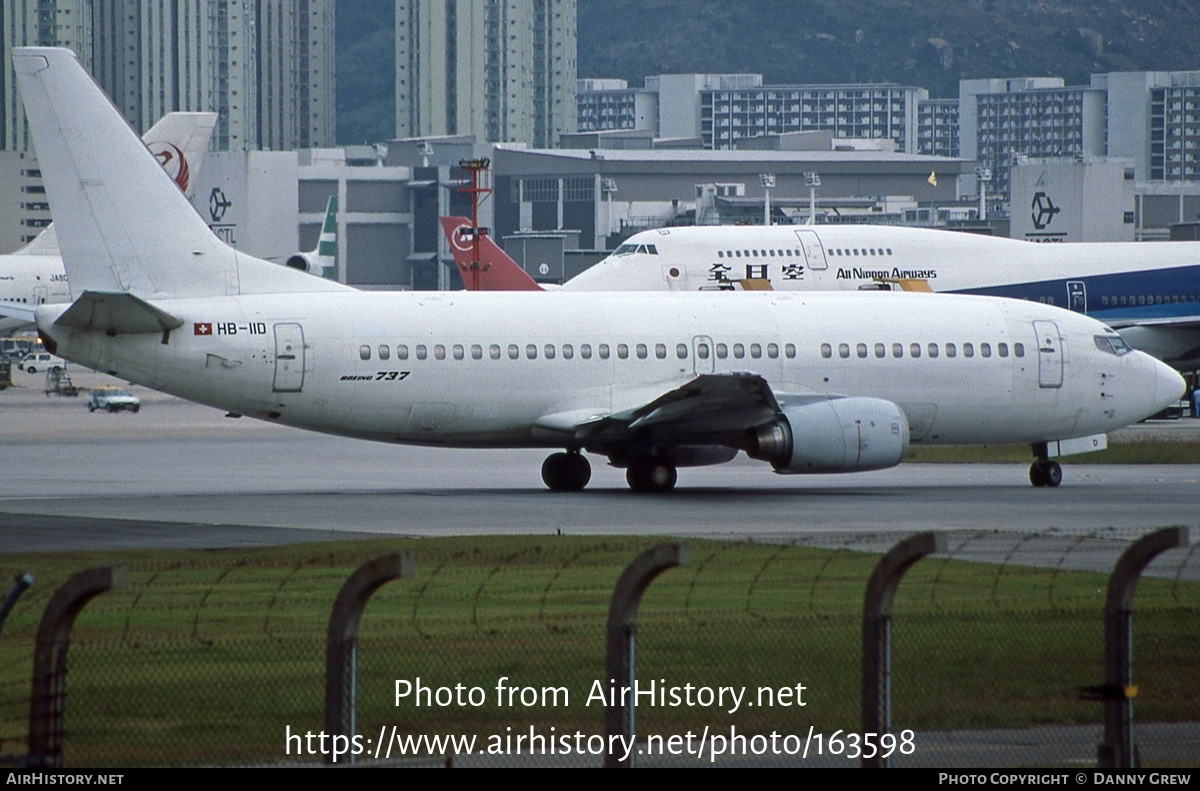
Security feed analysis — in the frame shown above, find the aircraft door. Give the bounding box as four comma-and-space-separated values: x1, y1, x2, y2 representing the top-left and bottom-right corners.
793, 230, 828, 270
692, 335, 715, 374
33, 286, 48, 304
1066, 281, 1086, 313
273, 322, 305, 392
1032, 320, 1063, 389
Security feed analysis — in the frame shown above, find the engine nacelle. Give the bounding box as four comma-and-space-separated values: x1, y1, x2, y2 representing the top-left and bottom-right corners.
748, 398, 910, 474
284, 252, 323, 275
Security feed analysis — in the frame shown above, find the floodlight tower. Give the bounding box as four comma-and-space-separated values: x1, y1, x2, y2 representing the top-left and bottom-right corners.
456, 158, 493, 291
760, 173, 775, 227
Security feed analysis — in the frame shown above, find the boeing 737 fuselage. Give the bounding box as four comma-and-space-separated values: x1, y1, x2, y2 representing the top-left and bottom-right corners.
13, 47, 1185, 492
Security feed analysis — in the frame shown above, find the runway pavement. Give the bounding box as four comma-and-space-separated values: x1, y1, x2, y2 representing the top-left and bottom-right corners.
2, 370, 1198, 554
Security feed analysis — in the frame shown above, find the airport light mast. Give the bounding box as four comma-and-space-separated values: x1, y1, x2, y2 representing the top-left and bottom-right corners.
456, 158, 493, 291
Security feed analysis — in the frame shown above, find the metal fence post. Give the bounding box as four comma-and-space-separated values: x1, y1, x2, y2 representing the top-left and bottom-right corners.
861, 532, 944, 768
0, 573, 34, 641
1096, 527, 1189, 769
27, 566, 128, 769
325, 553, 414, 765
604, 543, 689, 768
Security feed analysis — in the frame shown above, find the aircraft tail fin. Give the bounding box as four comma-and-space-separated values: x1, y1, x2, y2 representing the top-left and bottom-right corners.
440, 217, 544, 291
13, 47, 347, 299
141, 111, 217, 200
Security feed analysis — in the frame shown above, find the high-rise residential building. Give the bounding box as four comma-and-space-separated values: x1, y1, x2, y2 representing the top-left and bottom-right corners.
702, 83, 928, 153
2, 0, 335, 152
959, 77, 1107, 196
576, 75, 928, 152
395, 0, 576, 148
917, 98, 959, 158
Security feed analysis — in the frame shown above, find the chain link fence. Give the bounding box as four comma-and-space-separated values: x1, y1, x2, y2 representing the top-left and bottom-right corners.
0, 530, 1195, 767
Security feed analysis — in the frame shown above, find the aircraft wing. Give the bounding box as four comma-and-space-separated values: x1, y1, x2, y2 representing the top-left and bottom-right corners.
566, 373, 785, 447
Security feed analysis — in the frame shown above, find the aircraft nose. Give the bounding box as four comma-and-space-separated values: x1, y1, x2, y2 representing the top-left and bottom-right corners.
1151, 356, 1186, 410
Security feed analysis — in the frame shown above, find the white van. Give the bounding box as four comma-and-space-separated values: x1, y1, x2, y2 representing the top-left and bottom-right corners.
18, 352, 66, 373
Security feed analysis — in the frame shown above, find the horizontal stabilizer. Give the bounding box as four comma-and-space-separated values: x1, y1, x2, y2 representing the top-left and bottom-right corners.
0, 301, 38, 324
54, 291, 183, 335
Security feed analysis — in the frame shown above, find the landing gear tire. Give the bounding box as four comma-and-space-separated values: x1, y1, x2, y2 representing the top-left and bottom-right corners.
625, 460, 678, 493
1029, 459, 1062, 488
541, 451, 591, 492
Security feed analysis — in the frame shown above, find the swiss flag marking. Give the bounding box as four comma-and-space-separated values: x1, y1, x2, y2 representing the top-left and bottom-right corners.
194, 323, 212, 336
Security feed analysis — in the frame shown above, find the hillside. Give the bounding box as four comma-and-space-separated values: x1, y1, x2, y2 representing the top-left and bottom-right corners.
336, 0, 1200, 144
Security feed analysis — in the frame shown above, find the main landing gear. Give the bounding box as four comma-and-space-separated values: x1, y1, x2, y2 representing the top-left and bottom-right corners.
1029, 458, 1062, 488
625, 459, 678, 493
540, 451, 680, 493
541, 451, 591, 492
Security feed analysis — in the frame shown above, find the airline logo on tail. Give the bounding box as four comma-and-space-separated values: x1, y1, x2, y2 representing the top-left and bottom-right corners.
150, 142, 190, 193
439, 217, 543, 291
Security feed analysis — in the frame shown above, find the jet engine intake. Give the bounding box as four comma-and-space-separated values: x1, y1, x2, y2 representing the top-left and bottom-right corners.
285, 252, 322, 275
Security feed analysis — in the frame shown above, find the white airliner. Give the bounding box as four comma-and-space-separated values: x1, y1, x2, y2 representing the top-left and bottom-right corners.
442, 215, 1200, 370
0, 112, 217, 335
8, 48, 1184, 492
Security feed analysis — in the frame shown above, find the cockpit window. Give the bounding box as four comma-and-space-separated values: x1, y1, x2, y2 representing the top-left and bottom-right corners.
612, 243, 659, 256
1094, 334, 1132, 356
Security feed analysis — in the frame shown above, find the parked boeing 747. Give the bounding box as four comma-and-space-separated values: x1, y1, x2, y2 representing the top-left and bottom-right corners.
441, 213, 1200, 371
9, 48, 1184, 491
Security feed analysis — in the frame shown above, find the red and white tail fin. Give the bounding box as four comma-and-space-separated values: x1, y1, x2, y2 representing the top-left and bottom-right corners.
440, 217, 544, 291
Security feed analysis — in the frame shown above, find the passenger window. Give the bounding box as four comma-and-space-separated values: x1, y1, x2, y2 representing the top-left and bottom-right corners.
767, 343, 778, 359
526, 344, 538, 359
617, 344, 629, 359
472, 344, 483, 360
963, 343, 974, 358
490, 345, 501, 360
636, 344, 648, 359
892, 343, 903, 358
910, 343, 921, 358
545, 344, 556, 359
581, 344, 592, 359
838, 343, 850, 359
998, 343, 1009, 358
875, 343, 885, 358
944, 342, 956, 358
678, 343, 690, 359
856, 343, 867, 358
379, 345, 390, 360
453, 345, 464, 360
785, 343, 796, 358
416, 345, 428, 360
655, 343, 667, 359
359, 345, 371, 360
398, 345, 410, 360
435, 345, 446, 360
599, 344, 610, 359
751, 343, 762, 358
734, 343, 746, 359
981, 343, 992, 358
508, 344, 519, 360
927, 343, 938, 358
821, 343, 832, 359
716, 343, 729, 359
562, 344, 574, 359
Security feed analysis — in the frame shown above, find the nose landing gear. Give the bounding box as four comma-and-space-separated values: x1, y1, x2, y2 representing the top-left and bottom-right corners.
1029, 458, 1062, 488
541, 451, 591, 491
